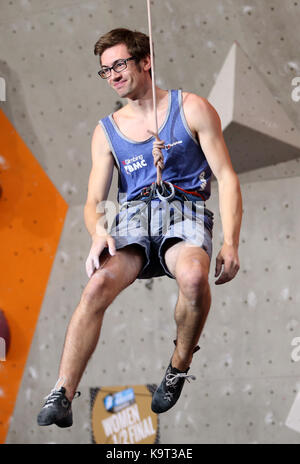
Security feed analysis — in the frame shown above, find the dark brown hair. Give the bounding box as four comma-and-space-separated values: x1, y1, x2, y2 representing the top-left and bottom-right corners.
94, 28, 151, 76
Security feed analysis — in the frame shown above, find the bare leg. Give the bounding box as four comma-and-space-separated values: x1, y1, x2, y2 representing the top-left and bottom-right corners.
58, 246, 144, 400
171, 279, 211, 371
164, 242, 212, 372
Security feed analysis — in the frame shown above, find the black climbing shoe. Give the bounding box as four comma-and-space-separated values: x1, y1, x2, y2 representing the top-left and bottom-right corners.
151, 341, 199, 414
37, 378, 80, 428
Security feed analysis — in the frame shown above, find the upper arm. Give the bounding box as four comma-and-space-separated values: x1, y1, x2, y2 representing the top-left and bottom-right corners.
85, 124, 115, 205
183, 93, 236, 181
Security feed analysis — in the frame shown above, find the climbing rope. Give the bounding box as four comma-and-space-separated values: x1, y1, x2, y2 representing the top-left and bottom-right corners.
146, 0, 175, 201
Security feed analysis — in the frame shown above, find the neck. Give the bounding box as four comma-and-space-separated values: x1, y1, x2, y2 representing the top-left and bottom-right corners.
125, 83, 168, 119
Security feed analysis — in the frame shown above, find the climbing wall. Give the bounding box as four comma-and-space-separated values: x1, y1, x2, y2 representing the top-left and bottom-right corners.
1, 0, 300, 444
208, 42, 300, 174
0, 110, 68, 443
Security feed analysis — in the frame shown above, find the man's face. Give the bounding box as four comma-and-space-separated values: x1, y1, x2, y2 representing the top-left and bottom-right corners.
100, 43, 150, 99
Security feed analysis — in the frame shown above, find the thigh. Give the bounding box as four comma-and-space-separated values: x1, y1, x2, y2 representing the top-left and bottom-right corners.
164, 241, 211, 280
157, 200, 213, 279
86, 244, 145, 295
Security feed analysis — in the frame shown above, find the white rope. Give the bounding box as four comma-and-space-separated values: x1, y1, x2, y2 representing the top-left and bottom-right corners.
146, 0, 162, 185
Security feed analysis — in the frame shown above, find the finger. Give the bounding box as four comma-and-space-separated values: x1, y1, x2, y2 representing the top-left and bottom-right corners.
93, 254, 100, 270
85, 263, 90, 278
225, 260, 239, 278
215, 257, 223, 277
85, 256, 90, 276
215, 275, 229, 285
228, 264, 240, 280
107, 237, 116, 256
215, 270, 232, 285
215, 262, 238, 284
86, 257, 94, 279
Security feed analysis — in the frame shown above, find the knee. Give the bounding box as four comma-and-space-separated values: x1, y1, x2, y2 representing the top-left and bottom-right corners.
81, 269, 117, 314
177, 263, 209, 301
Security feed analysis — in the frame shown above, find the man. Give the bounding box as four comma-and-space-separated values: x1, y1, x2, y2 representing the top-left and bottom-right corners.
37, 28, 242, 427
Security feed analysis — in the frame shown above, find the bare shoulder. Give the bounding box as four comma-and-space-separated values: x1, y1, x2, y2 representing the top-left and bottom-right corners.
181, 91, 215, 111
92, 123, 109, 144
182, 91, 206, 105
91, 123, 112, 160
181, 91, 221, 132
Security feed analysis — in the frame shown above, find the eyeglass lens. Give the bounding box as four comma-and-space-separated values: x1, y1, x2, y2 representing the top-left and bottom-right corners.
100, 60, 127, 78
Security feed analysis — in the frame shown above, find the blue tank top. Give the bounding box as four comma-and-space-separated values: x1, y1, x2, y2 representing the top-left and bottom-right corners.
99, 89, 212, 205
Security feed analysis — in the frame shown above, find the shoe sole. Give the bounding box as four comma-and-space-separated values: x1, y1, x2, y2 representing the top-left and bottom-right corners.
55, 419, 73, 428
37, 418, 73, 428
151, 401, 173, 414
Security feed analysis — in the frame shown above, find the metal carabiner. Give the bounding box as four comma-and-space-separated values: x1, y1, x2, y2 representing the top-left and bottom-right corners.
155, 181, 175, 201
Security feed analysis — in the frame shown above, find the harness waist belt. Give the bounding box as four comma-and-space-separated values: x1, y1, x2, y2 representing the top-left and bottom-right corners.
132, 182, 206, 202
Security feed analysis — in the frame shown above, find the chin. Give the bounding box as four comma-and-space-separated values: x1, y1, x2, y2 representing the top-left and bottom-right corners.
120, 89, 134, 99
118, 89, 130, 98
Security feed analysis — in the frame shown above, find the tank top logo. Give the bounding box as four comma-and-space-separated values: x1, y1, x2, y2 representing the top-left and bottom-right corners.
165, 140, 183, 150
122, 154, 148, 174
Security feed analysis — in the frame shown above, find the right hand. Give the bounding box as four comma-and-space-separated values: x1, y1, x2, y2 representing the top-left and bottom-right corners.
85, 233, 117, 279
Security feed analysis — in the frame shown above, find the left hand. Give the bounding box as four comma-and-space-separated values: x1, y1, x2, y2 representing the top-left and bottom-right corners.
214, 243, 240, 285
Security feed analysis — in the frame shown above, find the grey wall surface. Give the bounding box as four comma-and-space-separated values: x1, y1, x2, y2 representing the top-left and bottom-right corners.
1, 0, 300, 444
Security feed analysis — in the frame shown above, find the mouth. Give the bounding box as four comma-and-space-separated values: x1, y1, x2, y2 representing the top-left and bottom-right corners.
114, 80, 126, 89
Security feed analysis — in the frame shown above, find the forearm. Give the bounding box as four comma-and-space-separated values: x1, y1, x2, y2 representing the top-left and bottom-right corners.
217, 174, 243, 247
84, 202, 108, 239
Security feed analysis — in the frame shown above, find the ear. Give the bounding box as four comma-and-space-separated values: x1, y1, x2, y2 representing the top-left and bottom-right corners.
142, 54, 151, 72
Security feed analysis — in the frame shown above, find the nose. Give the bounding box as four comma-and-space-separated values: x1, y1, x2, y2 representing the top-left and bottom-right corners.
110, 68, 122, 81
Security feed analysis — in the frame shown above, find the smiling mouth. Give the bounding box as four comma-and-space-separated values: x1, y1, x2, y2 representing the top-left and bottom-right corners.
114, 81, 126, 88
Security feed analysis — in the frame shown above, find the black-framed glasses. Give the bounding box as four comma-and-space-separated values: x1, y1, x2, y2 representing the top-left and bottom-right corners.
98, 57, 136, 79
